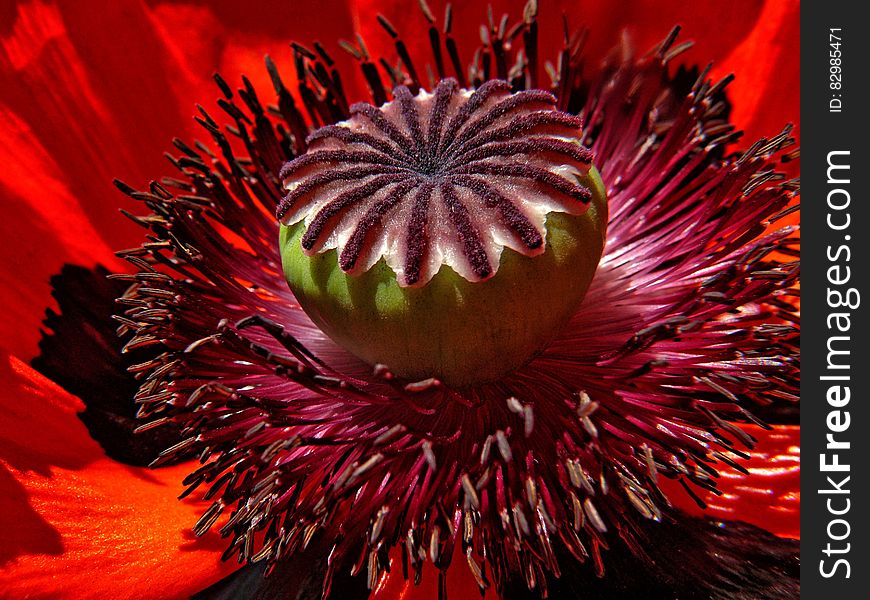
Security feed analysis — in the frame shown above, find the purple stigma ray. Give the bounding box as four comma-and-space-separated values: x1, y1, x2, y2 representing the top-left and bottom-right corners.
280, 79, 594, 286
301, 174, 414, 250
426, 79, 458, 149
459, 111, 585, 151
277, 165, 405, 219
278, 149, 408, 179
451, 176, 543, 250
349, 102, 418, 155
394, 85, 426, 150
404, 183, 436, 286
440, 182, 492, 279
339, 179, 419, 271
305, 125, 408, 159
436, 79, 513, 154
455, 162, 592, 202
446, 138, 594, 170
443, 89, 558, 154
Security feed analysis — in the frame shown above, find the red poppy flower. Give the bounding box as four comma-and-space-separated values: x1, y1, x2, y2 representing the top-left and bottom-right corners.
0, 1, 799, 599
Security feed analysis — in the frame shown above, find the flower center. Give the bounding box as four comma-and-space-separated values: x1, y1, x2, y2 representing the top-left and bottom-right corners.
278, 78, 595, 288
276, 79, 608, 386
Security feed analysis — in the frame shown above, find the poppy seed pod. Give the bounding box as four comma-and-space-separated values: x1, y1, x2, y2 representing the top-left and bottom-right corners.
278, 81, 608, 386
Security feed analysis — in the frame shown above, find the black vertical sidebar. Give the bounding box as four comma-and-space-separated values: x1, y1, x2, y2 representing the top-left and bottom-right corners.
801, 1, 870, 597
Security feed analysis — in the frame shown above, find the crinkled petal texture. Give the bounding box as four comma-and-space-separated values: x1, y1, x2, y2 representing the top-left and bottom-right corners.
107, 8, 798, 598
0, 0, 359, 360
0, 1, 798, 599
0, 354, 237, 599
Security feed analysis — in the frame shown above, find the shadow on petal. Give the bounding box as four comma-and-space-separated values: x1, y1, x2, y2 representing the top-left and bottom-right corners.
33, 264, 185, 467
0, 465, 63, 566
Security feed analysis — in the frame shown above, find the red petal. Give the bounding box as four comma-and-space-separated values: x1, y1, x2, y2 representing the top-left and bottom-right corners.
663, 424, 800, 539
714, 0, 800, 145
0, 0, 358, 361
0, 354, 235, 597
0, 105, 120, 360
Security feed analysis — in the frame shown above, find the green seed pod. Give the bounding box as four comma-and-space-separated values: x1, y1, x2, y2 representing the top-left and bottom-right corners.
277, 80, 608, 387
